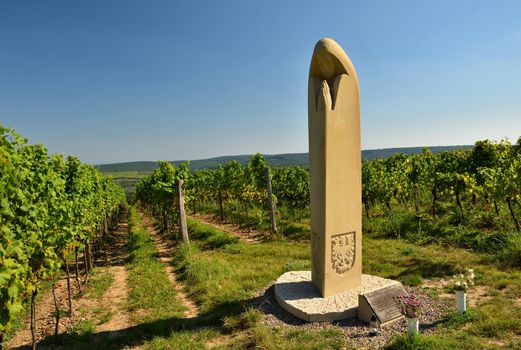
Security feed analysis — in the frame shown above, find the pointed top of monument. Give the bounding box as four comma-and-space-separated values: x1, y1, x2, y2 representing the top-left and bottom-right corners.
309, 38, 358, 84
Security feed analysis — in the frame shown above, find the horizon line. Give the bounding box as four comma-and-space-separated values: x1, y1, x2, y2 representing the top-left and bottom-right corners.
92, 144, 473, 166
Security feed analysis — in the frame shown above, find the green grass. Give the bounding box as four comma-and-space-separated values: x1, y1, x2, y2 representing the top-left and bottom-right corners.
186, 218, 238, 249
383, 298, 521, 349
179, 218, 309, 314
83, 268, 114, 299
126, 206, 188, 323
363, 236, 521, 348
94, 306, 113, 325
66, 318, 96, 336
137, 211, 347, 349
384, 332, 490, 350
174, 215, 521, 349
20, 205, 521, 349
193, 190, 521, 270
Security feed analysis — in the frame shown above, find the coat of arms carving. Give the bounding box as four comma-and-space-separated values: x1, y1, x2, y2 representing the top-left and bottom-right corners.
331, 232, 355, 275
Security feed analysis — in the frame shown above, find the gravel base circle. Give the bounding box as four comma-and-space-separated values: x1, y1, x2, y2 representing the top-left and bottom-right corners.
252, 284, 454, 350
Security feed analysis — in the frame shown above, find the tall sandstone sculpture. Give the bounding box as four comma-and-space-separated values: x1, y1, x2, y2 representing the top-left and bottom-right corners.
273, 38, 403, 323
308, 38, 362, 297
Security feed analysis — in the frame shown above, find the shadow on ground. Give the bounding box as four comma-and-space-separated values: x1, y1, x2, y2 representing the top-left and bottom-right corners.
391, 257, 456, 280
13, 266, 454, 349
10, 298, 248, 350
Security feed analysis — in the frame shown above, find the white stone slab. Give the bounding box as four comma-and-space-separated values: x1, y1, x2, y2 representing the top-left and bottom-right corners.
274, 271, 401, 322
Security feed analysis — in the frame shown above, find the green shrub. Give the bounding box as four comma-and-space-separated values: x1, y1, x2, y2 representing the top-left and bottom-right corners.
378, 212, 419, 240
494, 235, 521, 267
473, 231, 512, 253
469, 210, 499, 230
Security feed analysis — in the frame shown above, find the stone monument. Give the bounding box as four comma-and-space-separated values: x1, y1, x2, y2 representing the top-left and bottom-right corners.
308, 37, 362, 297
274, 38, 405, 323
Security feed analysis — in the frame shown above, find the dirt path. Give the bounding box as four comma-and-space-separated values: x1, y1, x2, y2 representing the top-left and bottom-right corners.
95, 219, 131, 333
8, 215, 132, 349
7, 275, 77, 349
190, 212, 265, 244
139, 212, 199, 318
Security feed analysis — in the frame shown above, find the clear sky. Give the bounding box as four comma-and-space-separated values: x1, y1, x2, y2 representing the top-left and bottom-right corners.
1, 1, 521, 164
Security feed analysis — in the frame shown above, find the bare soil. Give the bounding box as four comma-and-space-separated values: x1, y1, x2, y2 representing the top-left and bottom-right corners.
422, 278, 493, 307
94, 223, 131, 333
8, 216, 132, 349
8, 275, 79, 349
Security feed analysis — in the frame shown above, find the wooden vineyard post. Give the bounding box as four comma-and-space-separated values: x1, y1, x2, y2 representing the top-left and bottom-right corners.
177, 179, 190, 243
265, 168, 278, 236
75, 247, 82, 293
507, 198, 520, 232
83, 245, 90, 283
86, 243, 93, 271
218, 191, 224, 221
63, 259, 73, 316
30, 290, 37, 350
414, 187, 421, 222
52, 283, 59, 336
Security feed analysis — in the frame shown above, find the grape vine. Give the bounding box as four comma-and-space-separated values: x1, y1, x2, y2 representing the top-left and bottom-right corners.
0, 125, 126, 344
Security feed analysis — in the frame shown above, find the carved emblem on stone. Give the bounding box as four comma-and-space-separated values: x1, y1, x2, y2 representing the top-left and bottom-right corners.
331, 232, 355, 275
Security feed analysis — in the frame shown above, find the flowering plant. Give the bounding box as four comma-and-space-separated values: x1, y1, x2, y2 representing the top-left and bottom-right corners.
450, 269, 475, 292
394, 294, 423, 319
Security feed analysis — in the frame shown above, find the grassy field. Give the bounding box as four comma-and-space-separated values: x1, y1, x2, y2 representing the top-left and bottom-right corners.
139, 216, 348, 349
134, 209, 521, 349
12, 205, 520, 349
103, 171, 152, 179
195, 195, 521, 269
102, 171, 151, 197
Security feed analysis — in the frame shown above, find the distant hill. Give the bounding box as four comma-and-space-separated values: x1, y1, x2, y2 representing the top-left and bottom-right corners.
97, 145, 473, 174
361, 145, 473, 160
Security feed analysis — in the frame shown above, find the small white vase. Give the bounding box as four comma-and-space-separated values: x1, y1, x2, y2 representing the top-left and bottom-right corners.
406, 317, 419, 336
456, 290, 467, 313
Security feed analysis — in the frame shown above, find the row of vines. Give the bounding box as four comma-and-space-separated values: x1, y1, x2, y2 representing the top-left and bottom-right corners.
134, 154, 289, 237
134, 138, 521, 250
135, 161, 191, 239
362, 139, 521, 225
0, 126, 126, 347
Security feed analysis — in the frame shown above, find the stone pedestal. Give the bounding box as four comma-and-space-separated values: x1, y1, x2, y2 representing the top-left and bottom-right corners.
274, 271, 400, 322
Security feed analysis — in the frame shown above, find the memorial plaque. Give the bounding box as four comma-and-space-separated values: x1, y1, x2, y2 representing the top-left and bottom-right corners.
358, 284, 406, 326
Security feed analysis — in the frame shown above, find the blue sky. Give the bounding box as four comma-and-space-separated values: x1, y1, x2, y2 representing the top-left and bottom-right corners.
1, 1, 520, 164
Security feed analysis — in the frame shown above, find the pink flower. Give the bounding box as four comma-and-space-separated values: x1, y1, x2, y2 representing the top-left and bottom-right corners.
394, 294, 423, 319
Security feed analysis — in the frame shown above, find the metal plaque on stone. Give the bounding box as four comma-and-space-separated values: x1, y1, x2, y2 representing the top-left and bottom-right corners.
358, 284, 407, 326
